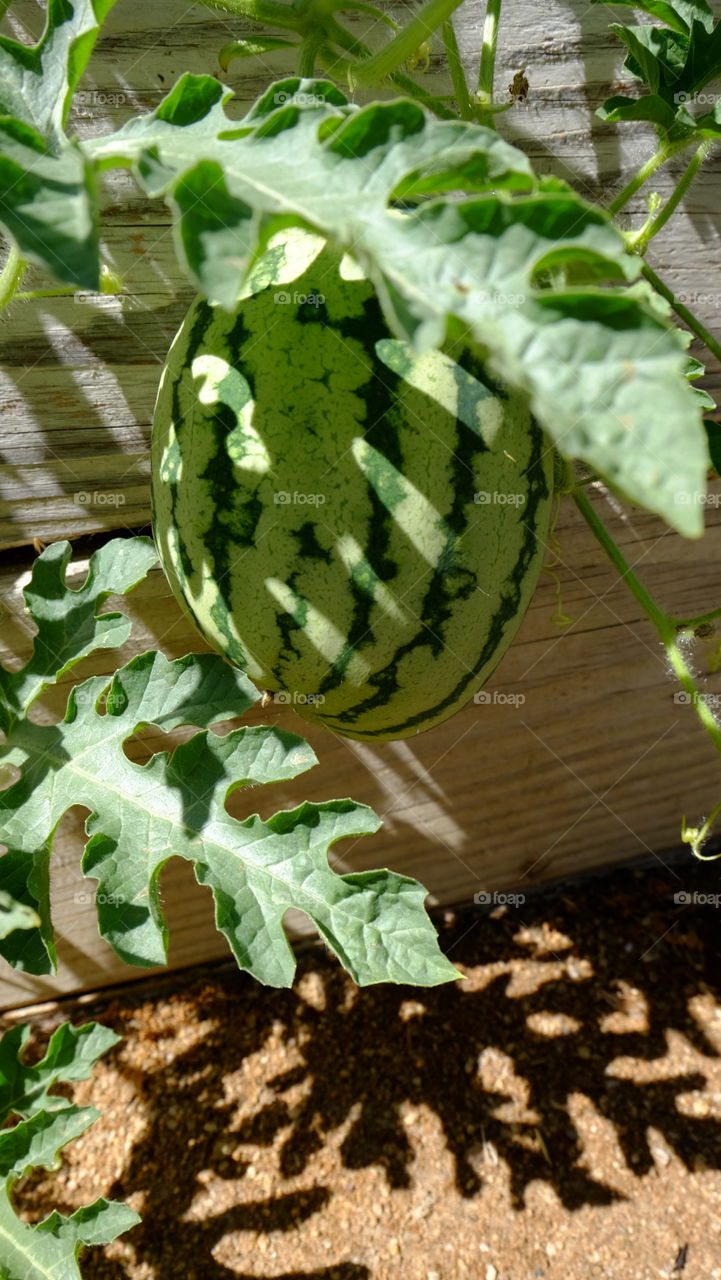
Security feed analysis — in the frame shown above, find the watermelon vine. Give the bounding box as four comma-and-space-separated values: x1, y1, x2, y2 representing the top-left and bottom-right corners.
1, 0, 721, 1019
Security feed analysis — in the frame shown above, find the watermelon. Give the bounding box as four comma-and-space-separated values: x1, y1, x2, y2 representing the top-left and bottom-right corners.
151, 228, 555, 741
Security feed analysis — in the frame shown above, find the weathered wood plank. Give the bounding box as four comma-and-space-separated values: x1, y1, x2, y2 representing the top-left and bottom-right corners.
1, 485, 720, 1007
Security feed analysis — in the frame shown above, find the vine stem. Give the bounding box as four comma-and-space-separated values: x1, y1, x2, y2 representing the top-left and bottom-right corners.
685, 799, 721, 860
573, 488, 667, 630
317, 14, 457, 116
573, 488, 721, 763
348, 0, 466, 88
334, 0, 398, 29
317, 42, 457, 116
442, 17, 474, 120
200, 0, 463, 120
607, 138, 690, 215
200, 0, 304, 31
674, 605, 721, 631
476, 0, 501, 114
297, 33, 323, 76
0, 245, 26, 314
627, 139, 715, 253
641, 260, 721, 367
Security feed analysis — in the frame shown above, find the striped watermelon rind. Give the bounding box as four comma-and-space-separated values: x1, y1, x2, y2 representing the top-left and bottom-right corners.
151, 227, 555, 741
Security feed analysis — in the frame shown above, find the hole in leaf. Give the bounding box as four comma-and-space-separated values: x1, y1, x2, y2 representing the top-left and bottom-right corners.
0, 763, 21, 791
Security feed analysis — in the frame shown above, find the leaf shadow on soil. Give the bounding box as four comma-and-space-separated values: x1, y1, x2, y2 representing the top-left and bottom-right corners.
14, 858, 721, 1279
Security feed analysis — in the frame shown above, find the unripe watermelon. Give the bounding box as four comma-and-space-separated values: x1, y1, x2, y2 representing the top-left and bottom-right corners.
151, 228, 554, 741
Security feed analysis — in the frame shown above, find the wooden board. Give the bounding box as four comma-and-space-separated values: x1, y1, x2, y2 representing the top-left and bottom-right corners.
1, 0, 720, 548
2, 485, 721, 1007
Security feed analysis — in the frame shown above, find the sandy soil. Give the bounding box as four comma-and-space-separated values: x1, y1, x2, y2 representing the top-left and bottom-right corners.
6, 854, 721, 1280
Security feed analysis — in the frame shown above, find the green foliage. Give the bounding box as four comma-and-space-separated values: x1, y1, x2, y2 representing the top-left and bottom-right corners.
82, 73, 707, 535
0, 1020, 139, 1278
594, 0, 721, 141
0, 2, 711, 534
0, 539, 457, 987
0, 892, 39, 940
0, 0, 118, 286
0, 0, 720, 929
218, 35, 300, 70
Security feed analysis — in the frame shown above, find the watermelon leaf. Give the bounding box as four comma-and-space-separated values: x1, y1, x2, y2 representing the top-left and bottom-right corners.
590, 1, 713, 36
0, 540, 456, 988
0, 1018, 139, 1279
0, 0, 116, 286
0, 0, 118, 138
0, 1022, 120, 1120
84, 75, 708, 536
0, 890, 40, 939
0, 537, 159, 733
593, 0, 721, 141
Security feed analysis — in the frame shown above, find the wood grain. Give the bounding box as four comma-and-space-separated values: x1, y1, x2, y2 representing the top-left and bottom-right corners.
2, 485, 721, 1007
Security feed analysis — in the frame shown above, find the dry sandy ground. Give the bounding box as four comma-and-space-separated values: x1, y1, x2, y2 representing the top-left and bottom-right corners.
6, 855, 721, 1280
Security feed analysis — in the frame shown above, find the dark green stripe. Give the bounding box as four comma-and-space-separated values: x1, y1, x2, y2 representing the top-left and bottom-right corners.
313, 291, 407, 697
270, 576, 307, 680
194, 307, 261, 669
161, 298, 216, 587
293, 521, 334, 565
320, 416, 551, 737
322, 402, 484, 722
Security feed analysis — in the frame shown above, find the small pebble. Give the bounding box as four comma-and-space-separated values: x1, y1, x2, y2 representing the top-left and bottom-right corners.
651, 1144, 671, 1167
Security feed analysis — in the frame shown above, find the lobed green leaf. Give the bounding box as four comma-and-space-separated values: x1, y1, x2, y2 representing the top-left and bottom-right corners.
0, 1022, 121, 1123
83, 76, 709, 534
595, 0, 721, 140
0, 0, 118, 285
0, 1019, 138, 1278
0, 540, 456, 988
